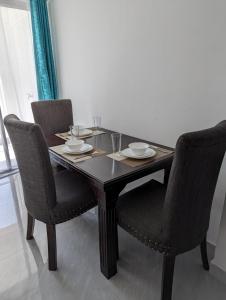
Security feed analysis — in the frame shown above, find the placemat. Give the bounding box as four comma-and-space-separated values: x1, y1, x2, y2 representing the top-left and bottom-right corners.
55, 129, 106, 141
50, 144, 106, 164
107, 148, 174, 168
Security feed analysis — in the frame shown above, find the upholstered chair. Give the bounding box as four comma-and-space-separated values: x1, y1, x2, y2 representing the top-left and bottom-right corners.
116, 121, 226, 300
4, 114, 96, 271
31, 99, 73, 172
31, 99, 73, 137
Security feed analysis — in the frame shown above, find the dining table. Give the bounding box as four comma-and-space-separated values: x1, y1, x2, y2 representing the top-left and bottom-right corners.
47, 128, 174, 279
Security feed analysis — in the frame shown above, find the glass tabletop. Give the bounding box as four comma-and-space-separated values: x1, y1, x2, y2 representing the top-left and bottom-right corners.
48, 128, 174, 186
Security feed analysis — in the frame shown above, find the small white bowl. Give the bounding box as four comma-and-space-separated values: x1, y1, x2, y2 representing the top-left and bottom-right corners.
65, 139, 84, 151
128, 142, 150, 156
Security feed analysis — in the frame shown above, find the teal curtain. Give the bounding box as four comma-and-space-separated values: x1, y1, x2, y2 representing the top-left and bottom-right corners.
30, 0, 58, 100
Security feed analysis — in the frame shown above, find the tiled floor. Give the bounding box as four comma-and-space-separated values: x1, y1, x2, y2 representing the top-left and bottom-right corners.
0, 174, 226, 300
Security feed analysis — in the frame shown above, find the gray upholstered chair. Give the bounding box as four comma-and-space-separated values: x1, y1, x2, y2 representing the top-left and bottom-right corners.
116, 121, 226, 300
31, 99, 73, 172
31, 99, 73, 137
4, 114, 96, 271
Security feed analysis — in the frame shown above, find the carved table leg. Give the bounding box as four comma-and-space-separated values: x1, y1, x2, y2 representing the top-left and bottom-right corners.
97, 184, 125, 279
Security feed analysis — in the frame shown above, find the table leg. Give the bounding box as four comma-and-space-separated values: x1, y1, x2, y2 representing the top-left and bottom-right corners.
97, 185, 125, 279
164, 166, 171, 185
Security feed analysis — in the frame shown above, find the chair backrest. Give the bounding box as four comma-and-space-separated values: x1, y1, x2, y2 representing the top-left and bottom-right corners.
163, 121, 226, 253
31, 99, 73, 137
4, 114, 56, 223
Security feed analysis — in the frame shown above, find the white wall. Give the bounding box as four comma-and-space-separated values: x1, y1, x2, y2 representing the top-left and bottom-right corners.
49, 0, 226, 245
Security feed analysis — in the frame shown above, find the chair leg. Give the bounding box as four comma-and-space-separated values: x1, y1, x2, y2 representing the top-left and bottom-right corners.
200, 236, 209, 271
46, 224, 57, 271
26, 213, 35, 240
161, 255, 176, 300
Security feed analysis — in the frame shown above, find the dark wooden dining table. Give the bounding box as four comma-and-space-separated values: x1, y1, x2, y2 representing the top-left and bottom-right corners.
47, 128, 174, 279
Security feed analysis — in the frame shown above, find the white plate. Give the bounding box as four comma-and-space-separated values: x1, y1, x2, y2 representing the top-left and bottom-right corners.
63, 144, 93, 154
120, 148, 156, 160
68, 129, 93, 137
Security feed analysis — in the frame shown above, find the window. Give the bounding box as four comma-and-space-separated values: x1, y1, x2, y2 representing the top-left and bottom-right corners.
0, 1, 37, 176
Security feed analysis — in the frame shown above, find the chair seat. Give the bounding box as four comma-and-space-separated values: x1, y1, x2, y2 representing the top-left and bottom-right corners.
52, 170, 97, 224
117, 180, 169, 253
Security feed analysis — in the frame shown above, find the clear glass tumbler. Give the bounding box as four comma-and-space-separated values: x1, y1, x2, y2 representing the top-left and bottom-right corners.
69, 125, 79, 139
111, 133, 122, 155
93, 116, 102, 131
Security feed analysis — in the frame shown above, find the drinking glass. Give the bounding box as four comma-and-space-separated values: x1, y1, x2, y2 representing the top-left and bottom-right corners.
111, 133, 122, 155
69, 125, 79, 140
93, 116, 102, 131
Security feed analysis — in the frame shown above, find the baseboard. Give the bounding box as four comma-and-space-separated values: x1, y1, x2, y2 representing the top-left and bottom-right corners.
207, 241, 216, 258
209, 240, 226, 285
210, 261, 226, 285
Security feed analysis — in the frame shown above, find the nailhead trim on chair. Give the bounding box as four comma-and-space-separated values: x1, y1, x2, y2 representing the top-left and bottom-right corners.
118, 217, 174, 254
52, 200, 97, 224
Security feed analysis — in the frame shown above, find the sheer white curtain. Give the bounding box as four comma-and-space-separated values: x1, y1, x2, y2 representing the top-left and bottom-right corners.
0, 4, 37, 121
0, 3, 37, 173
